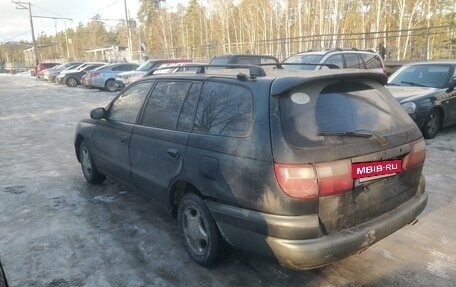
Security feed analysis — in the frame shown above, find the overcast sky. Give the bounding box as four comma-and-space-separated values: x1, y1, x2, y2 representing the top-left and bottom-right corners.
0, 0, 185, 43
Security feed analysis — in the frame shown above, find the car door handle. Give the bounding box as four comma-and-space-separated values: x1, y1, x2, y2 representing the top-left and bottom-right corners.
167, 148, 180, 158
119, 137, 128, 144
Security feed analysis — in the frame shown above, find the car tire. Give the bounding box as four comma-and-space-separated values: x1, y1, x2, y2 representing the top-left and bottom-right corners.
422, 109, 442, 139
66, 77, 78, 87
105, 79, 117, 92
178, 193, 222, 266
79, 140, 106, 184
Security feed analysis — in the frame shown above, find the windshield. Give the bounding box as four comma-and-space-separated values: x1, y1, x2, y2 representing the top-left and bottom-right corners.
283, 54, 324, 70
388, 64, 452, 89
279, 81, 415, 148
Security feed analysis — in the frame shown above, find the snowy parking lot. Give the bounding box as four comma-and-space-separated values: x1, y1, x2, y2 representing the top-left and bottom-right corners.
0, 74, 455, 287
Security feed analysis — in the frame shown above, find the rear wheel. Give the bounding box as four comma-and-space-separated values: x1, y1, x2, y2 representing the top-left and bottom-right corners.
79, 140, 106, 184
178, 193, 221, 266
422, 109, 441, 139
66, 77, 78, 87
105, 79, 117, 92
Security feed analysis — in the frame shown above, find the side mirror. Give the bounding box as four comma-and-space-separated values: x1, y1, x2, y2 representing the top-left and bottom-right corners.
90, 107, 107, 120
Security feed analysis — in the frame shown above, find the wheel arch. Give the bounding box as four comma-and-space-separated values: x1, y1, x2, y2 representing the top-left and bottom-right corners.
168, 180, 204, 218
104, 78, 116, 85
433, 105, 445, 127
74, 134, 85, 162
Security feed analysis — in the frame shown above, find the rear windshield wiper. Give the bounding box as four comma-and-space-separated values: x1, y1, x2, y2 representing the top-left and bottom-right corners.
318, 129, 388, 146
318, 131, 372, 138
400, 81, 428, 87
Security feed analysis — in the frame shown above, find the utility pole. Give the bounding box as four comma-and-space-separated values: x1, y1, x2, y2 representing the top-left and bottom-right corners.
124, 0, 133, 62
12, 1, 39, 67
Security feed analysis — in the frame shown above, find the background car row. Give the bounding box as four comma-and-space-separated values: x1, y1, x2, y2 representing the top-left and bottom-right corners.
31, 53, 456, 139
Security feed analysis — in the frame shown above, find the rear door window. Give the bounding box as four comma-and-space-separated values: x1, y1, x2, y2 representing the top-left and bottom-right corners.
361, 54, 383, 69
140, 81, 193, 130
344, 53, 361, 68
323, 54, 344, 69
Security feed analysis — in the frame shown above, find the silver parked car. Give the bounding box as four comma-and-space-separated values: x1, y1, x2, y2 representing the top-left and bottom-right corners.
43, 62, 83, 82
83, 63, 139, 92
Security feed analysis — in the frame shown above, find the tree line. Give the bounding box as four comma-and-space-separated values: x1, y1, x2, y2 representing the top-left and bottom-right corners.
1, 0, 455, 66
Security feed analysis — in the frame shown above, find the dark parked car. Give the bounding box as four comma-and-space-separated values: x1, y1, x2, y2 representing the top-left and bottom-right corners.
74, 65, 427, 270
56, 63, 106, 87
0, 259, 8, 287
387, 61, 456, 139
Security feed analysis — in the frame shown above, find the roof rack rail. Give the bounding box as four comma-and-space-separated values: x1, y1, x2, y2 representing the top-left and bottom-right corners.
146, 64, 267, 77
261, 63, 341, 69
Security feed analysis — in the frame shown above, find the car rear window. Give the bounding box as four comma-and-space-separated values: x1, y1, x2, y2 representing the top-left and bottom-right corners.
278, 80, 414, 147
283, 54, 324, 70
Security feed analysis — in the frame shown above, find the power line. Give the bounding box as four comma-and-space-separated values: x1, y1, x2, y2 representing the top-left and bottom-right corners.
1, 31, 31, 43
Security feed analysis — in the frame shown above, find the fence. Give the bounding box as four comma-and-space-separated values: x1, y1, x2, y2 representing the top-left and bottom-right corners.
149, 25, 455, 62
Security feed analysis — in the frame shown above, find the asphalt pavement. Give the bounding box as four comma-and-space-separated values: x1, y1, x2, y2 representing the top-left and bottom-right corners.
0, 74, 454, 287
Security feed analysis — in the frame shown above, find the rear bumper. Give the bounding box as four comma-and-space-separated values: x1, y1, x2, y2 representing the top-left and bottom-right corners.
207, 176, 427, 270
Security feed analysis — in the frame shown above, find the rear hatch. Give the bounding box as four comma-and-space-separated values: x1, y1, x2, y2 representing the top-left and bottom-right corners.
270, 72, 425, 233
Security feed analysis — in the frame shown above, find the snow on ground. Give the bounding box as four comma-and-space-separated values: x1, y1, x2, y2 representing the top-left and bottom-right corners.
0, 75, 455, 286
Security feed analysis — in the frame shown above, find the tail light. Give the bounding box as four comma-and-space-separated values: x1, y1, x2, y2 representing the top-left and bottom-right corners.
274, 159, 353, 199
402, 138, 426, 170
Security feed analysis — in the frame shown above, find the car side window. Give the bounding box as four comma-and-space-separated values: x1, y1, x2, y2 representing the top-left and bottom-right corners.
261, 57, 278, 64
177, 83, 202, 132
140, 81, 192, 130
235, 57, 260, 64
194, 82, 252, 137
108, 82, 153, 123
323, 54, 344, 69
361, 54, 383, 69
344, 53, 361, 68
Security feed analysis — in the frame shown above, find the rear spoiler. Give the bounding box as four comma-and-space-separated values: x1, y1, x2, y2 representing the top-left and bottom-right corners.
270, 72, 388, 96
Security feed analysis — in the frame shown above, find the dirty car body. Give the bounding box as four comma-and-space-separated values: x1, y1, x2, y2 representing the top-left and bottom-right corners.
74, 66, 427, 270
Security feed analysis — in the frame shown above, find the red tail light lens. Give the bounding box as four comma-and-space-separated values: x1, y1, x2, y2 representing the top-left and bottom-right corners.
402, 138, 426, 170
274, 159, 353, 199
274, 163, 318, 199
315, 160, 353, 196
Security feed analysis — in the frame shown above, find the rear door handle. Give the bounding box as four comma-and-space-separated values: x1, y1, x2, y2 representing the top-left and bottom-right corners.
167, 148, 180, 158
120, 137, 128, 144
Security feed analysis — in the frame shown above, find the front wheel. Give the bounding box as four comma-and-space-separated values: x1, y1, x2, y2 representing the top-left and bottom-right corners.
66, 77, 78, 87
79, 140, 106, 184
422, 109, 442, 139
178, 193, 222, 266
